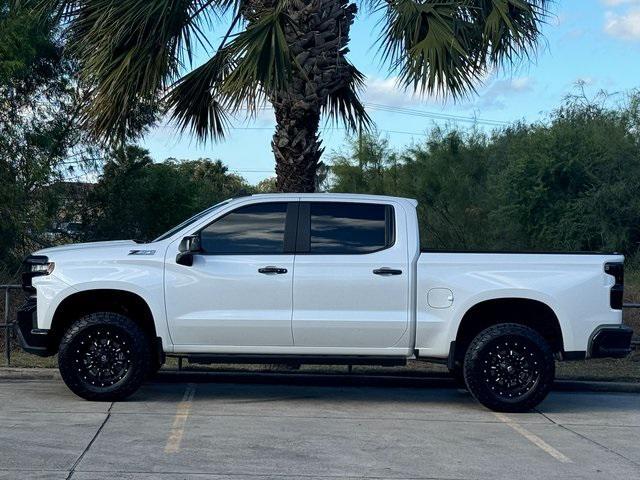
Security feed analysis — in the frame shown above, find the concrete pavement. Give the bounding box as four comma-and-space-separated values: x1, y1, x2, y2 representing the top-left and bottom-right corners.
0, 377, 639, 479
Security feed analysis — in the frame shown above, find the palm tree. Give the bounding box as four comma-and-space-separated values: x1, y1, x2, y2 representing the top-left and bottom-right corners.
28, 0, 550, 192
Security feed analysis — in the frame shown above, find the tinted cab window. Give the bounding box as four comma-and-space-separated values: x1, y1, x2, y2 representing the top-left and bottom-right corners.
200, 202, 288, 254
306, 202, 393, 254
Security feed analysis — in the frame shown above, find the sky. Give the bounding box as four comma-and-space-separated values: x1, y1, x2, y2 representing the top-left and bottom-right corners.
141, 0, 640, 184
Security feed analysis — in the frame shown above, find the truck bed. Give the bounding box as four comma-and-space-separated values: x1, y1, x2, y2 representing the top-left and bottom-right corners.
414, 250, 624, 358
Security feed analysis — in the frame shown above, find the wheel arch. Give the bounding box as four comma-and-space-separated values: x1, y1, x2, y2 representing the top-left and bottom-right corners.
451, 297, 565, 367
49, 289, 161, 358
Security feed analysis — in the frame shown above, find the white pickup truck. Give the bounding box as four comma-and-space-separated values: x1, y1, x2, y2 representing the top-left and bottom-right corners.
16, 194, 633, 411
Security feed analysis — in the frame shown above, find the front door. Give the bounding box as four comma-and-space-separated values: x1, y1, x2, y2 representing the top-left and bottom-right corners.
292, 201, 410, 349
165, 201, 297, 348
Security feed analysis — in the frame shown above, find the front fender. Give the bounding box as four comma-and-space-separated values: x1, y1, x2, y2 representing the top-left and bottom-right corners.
34, 272, 171, 352
60, 281, 170, 350
33, 273, 78, 331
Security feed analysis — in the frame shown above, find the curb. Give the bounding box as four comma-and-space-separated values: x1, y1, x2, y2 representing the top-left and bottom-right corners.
1, 367, 638, 393
0, 368, 61, 381
551, 380, 640, 394
154, 370, 640, 393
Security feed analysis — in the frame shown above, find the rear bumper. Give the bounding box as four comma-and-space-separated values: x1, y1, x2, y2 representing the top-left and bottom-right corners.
587, 325, 634, 359
15, 298, 54, 357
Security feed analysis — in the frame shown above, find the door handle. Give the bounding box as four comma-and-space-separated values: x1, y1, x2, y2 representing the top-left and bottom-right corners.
373, 268, 403, 276
258, 266, 288, 275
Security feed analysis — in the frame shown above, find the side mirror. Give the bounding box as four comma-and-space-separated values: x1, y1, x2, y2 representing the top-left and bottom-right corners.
176, 235, 200, 266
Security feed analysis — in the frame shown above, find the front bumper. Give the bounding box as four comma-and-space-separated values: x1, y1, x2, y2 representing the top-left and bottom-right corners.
588, 325, 634, 359
15, 298, 54, 357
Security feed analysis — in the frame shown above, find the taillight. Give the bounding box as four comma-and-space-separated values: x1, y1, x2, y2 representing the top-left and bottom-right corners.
604, 262, 624, 310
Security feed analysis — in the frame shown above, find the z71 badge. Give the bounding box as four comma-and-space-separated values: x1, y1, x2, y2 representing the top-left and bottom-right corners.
128, 249, 156, 256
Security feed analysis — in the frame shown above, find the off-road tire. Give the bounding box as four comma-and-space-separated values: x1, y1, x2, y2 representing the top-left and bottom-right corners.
58, 312, 151, 401
463, 323, 554, 412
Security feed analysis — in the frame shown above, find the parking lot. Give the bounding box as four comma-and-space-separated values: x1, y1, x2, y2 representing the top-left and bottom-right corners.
0, 374, 639, 480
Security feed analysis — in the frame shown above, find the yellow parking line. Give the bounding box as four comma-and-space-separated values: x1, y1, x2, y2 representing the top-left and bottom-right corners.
165, 383, 196, 454
493, 412, 572, 463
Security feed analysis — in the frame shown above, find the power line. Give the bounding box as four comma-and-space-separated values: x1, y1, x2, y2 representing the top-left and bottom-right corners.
363, 103, 509, 126
153, 124, 427, 136
59, 101, 510, 179
232, 102, 509, 126
150, 100, 510, 135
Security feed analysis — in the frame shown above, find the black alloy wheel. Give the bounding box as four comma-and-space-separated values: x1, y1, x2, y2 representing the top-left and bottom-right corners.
73, 326, 132, 388
58, 312, 151, 401
464, 323, 555, 412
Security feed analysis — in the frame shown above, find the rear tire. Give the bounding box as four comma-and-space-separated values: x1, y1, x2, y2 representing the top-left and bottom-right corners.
58, 312, 151, 401
463, 323, 554, 412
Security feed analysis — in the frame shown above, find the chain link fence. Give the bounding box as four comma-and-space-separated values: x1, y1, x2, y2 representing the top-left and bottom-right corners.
0, 285, 23, 366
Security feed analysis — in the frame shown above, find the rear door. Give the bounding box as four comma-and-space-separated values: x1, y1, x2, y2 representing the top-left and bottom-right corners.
291, 201, 410, 348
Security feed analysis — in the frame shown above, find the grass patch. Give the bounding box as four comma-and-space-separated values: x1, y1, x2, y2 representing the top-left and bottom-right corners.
1, 349, 57, 368
556, 355, 640, 382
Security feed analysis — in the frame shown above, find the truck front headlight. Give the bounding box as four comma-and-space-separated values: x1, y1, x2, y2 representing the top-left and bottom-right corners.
22, 256, 55, 293
30, 262, 55, 275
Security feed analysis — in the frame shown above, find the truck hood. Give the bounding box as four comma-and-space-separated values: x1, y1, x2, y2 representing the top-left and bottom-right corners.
34, 240, 140, 256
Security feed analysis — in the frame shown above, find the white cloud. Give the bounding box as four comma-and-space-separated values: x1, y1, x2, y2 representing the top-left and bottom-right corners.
361, 74, 535, 112
471, 76, 536, 110
604, 9, 640, 39
550, 12, 568, 27
574, 76, 595, 86
601, 0, 640, 5
362, 76, 436, 107
509, 77, 535, 92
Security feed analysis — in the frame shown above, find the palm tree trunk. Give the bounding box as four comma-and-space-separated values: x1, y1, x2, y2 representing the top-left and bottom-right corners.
272, 96, 323, 192
270, 0, 357, 192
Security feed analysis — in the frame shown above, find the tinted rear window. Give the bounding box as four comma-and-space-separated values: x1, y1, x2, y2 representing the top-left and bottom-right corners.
309, 202, 392, 254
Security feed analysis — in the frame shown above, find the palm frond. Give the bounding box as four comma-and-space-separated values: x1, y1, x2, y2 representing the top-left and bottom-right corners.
322, 63, 371, 133
221, 0, 296, 112
166, 0, 298, 140
379, 0, 483, 99
29, 0, 224, 141
377, 0, 549, 99
478, 0, 550, 67
165, 48, 233, 142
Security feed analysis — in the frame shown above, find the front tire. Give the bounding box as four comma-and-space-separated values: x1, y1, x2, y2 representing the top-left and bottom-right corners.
58, 312, 151, 401
463, 323, 554, 412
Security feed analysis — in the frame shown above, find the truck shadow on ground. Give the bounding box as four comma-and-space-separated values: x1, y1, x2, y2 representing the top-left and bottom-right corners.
127, 370, 477, 407
116, 370, 640, 416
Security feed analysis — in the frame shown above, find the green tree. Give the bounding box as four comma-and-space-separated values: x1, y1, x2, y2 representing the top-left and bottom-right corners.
329, 91, 640, 256
255, 177, 278, 193
487, 92, 640, 253
329, 128, 493, 249
398, 127, 492, 249
0, 0, 92, 275
329, 131, 394, 194
27, 0, 551, 192
1, 0, 58, 84
86, 146, 252, 241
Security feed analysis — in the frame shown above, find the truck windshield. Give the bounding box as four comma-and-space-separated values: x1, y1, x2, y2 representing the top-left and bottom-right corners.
153, 200, 231, 242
